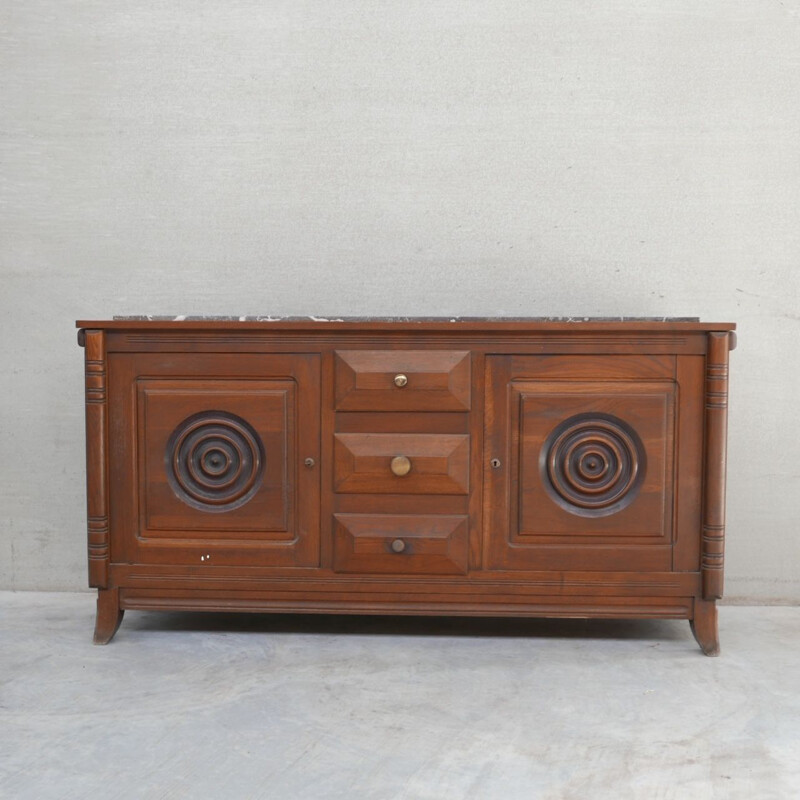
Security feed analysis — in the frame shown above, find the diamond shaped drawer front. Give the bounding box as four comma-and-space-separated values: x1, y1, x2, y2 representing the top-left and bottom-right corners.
333, 432, 470, 495
333, 513, 469, 575
334, 350, 471, 411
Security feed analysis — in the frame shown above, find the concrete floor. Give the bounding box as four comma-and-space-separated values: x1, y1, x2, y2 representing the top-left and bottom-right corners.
0, 593, 798, 800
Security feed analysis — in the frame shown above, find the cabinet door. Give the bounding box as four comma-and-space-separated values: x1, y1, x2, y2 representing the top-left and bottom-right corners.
108, 353, 320, 567
484, 355, 681, 572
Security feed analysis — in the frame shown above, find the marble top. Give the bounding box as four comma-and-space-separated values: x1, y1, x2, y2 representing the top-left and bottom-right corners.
114, 315, 701, 323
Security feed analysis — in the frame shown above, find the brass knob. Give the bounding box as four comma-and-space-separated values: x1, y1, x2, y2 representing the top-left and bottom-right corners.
393, 373, 408, 388
390, 455, 412, 477
391, 538, 406, 553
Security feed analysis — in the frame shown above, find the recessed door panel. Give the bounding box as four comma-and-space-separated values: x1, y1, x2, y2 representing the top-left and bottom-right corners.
484, 355, 676, 571
516, 385, 673, 539
108, 353, 320, 567
139, 380, 293, 534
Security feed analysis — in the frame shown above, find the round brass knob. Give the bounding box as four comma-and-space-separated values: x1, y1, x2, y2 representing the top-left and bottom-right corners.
391, 538, 406, 553
393, 374, 408, 388
390, 455, 412, 477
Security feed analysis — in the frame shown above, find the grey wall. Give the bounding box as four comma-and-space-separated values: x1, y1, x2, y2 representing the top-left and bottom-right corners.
2, 1, 798, 600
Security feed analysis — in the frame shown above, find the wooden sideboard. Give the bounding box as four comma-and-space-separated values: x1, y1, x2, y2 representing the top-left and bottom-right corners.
77, 317, 735, 654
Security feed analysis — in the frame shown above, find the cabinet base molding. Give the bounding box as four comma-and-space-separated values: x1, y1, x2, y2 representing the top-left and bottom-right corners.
118, 589, 693, 621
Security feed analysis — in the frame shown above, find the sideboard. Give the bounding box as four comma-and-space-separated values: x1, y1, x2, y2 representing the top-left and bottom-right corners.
77, 317, 735, 654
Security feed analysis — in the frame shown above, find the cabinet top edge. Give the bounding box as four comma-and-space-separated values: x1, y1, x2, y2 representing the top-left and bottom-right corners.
76, 318, 736, 332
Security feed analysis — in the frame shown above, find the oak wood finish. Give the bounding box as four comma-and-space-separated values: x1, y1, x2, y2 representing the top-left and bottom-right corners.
691, 597, 720, 656
702, 332, 732, 600
93, 587, 124, 644
335, 349, 471, 411
81, 329, 110, 588
333, 514, 469, 575
77, 319, 734, 653
333, 432, 470, 494
107, 353, 321, 569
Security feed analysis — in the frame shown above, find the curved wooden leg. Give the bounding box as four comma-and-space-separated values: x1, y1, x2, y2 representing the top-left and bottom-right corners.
94, 587, 124, 645
690, 598, 720, 656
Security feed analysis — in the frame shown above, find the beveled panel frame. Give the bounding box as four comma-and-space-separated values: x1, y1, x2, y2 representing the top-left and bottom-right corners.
108, 353, 321, 567
514, 383, 675, 540
139, 380, 293, 533
484, 355, 678, 572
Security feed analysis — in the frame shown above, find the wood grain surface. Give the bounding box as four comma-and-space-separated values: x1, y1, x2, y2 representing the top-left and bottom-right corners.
78, 320, 734, 653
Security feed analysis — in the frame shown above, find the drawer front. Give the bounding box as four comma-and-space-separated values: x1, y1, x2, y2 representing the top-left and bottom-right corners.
333, 514, 469, 574
335, 350, 471, 411
334, 433, 470, 494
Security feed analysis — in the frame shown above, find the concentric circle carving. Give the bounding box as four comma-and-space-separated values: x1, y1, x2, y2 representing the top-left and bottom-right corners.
165, 411, 264, 511
540, 413, 645, 517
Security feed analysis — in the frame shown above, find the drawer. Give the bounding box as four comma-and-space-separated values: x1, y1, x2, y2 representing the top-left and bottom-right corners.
334, 350, 471, 411
334, 433, 469, 494
333, 514, 469, 574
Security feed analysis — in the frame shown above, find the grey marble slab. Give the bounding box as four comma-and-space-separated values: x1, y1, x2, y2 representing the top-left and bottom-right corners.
113, 315, 701, 322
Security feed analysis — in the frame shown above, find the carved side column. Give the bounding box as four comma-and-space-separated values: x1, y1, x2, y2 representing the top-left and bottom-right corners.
79, 329, 109, 588
702, 332, 732, 600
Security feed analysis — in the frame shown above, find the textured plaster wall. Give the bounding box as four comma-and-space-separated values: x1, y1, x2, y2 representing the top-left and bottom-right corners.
1, 1, 798, 599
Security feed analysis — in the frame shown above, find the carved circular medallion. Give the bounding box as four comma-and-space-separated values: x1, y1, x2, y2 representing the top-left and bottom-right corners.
166, 411, 264, 511
540, 413, 645, 517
